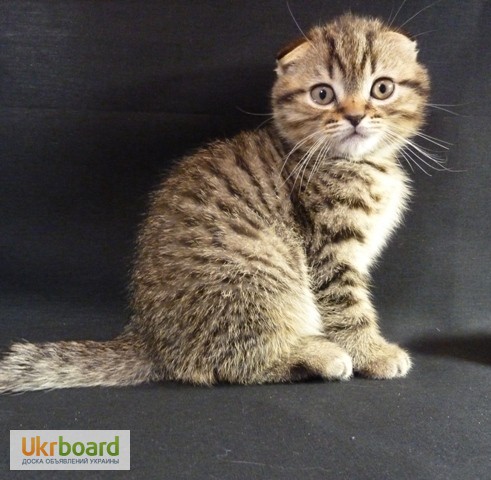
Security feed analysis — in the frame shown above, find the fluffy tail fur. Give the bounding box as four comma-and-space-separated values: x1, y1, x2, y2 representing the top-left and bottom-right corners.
0, 332, 157, 393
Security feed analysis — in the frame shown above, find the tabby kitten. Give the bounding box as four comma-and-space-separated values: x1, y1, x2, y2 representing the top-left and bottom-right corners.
0, 14, 429, 392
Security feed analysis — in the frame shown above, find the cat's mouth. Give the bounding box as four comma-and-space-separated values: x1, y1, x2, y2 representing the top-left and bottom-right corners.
347, 125, 369, 138
343, 129, 369, 142
335, 128, 380, 157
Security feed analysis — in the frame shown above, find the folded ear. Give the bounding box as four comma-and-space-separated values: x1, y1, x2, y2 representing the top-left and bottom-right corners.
385, 31, 419, 61
276, 38, 310, 75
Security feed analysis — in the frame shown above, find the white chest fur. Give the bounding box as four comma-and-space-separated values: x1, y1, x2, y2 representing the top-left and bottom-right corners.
358, 164, 410, 271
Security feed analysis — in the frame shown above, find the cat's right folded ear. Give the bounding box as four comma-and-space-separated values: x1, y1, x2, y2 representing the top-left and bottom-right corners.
275, 38, 310, 75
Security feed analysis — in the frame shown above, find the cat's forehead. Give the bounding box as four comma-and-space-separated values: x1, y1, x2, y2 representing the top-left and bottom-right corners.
317, 17, 414, 62
277, 15, 419, 89
312, 15, 384, 48
310, 18, 386, 87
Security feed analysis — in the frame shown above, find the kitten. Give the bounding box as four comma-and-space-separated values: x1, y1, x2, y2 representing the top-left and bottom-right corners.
0, 14, 429, 392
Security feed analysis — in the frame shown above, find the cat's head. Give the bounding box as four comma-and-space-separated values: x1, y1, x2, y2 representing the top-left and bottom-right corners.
272, 14, 430, 160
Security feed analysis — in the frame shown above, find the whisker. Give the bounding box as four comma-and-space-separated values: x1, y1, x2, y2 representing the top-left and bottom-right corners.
390, 125, 452, 151
254, 116, 274, 131
400, 151, 415, 173
234, 106, 275, 131
378, 135, 414, 173
386, 128, 447, 155
306, 138, 331, 188
399, 0, 443, 29
413, 132, 451, 149
235, 106, 274, 117
387, 2, 396, 26
280, 130, 322, 175
427, 104, 463, 117
379, 135, 414, 172
384, 129, 456, 174
404, 144, 447, 172
399, 146, 432, 176
428, 102, 473, 107
389, 0, 408, 27
286, 1, 315, 50
408, 156, 432, 176
397, 147, 416, 173
283, 135, 324, 187
296, 136, 326, 191
410, 29, 438, 39
406, 143, 466, 173
403, 138, 446, 163
414, 131, 452, 146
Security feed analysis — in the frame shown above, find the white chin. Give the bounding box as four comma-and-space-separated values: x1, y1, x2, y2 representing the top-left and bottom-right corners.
334, 134, 380, 158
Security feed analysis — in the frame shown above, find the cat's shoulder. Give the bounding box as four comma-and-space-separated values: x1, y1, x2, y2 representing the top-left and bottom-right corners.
171, 127, 280, 174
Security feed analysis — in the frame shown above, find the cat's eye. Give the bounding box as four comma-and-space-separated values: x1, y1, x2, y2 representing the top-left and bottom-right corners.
371, 78, 395, 100
310, 84, 335, 105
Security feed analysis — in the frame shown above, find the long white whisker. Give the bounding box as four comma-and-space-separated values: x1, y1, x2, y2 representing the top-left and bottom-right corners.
428, 102, 472, 107
403, 138, 446, 163
280, 130, 322, 175
254, 116, 274, 131
378, 134, 413, 172
286, 1, 315, 50
388, 126, 453, 157
411, 29, 438, 39
235, 106, 273, 117
413, 132, 451, 150
397, 147, 416, 173
427, 104, 463, 116
402, 139, 464, 173
399, 0, 443, 29
399, 150, 415, 173
283, 135, 324, 188
404, 144, 447, 172
379, 134, 415, 173
386, 129, 444, 159
400, 147, 432, 176
414, 131, 452, 146
384, 129, 450, 174
234, 106, 275, 131
387, 2, 396, 26
390, 124, 451, 148
297, 136, 326, 191
389, 0, 408, 27
306, 138, 331, 188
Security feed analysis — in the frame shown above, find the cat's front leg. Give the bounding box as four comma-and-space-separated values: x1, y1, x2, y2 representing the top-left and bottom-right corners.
314, 264, 411, 379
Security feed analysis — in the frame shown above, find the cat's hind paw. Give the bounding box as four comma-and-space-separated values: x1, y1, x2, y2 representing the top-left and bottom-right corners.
324, 349, 353, 381
297, 337, 353, 381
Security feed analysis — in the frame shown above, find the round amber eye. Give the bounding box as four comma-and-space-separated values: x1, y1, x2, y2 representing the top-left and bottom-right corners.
371, 78, 395, 100
310, 84, 335, 105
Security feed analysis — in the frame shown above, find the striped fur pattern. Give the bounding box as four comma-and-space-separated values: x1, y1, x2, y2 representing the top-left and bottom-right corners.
0, 14, 429, 392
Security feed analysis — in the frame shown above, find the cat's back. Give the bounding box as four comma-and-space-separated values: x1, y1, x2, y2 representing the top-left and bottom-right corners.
132, 128, 302, 297
150, 128, 286, 220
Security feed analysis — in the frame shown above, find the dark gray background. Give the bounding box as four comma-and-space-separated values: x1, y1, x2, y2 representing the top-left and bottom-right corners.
1, 1, 490, 479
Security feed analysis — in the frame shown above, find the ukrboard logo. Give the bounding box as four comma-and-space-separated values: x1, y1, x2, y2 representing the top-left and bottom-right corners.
10, 430, 130, 470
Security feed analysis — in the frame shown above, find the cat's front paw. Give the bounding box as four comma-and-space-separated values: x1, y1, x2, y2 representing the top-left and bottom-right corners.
355, 342, 412, 379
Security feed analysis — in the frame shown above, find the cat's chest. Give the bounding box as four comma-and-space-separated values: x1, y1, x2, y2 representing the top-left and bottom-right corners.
299, 161, 410, 269
361, 167, 409, 258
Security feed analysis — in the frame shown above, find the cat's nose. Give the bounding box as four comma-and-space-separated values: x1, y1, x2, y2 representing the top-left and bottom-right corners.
345, 114, 365, 127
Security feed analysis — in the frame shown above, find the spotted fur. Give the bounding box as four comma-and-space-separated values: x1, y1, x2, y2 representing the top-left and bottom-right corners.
0, 14, 429, 392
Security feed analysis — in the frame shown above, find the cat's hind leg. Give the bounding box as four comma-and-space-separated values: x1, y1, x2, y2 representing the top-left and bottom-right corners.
206, 287, 353, 385
259, 335, 353, 383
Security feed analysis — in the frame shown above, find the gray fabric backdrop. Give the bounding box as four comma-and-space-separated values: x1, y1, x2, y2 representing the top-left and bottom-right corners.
1, 1, 490, 479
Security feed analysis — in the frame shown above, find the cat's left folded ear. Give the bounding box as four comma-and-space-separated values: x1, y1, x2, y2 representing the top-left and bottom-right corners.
275, 38, 310, 75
